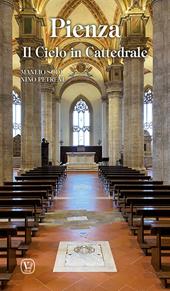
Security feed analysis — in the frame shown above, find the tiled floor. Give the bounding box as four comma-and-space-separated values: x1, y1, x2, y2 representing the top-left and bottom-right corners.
5, 172, 164, 291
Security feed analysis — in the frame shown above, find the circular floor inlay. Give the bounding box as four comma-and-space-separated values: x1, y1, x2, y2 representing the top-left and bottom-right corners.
74, 245, 95, 255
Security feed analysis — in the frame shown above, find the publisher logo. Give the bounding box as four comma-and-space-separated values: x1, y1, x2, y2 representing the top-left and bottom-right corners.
20, 259, 35, 274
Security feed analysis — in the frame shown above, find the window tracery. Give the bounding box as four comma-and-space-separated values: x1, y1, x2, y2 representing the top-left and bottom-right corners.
72, 99, 90, 146
13, 90, 21, 137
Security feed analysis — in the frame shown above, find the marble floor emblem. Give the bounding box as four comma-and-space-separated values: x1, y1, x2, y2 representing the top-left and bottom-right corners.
53, 241, 117, 272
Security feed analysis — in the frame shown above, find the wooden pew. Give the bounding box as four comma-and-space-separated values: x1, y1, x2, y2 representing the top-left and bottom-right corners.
0, 197, 41, 214
0, 222, 19, 272
118, 189, 170, 207
150, 221, 170, 271
114, 182, 164, 194
0, 190, 48, 200
0, 207, 34, 245
150, 221, 170, 287
114, 182, 165, 203
106, 176, 151, 194
134, 207, 170, 252
4, 180, 55, 195
125, 196, 170, 227
1, 184, 52, 194
15, 176, 59, 191
0, 273, 12, 290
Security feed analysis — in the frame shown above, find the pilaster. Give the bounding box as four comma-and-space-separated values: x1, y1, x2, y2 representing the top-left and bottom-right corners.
16, 2, 44, 170
0, 0, 13, 184
101, 94, 108, 157
106, 61, 123, 165
120, 2, 149, 171
152, 0, 170, 183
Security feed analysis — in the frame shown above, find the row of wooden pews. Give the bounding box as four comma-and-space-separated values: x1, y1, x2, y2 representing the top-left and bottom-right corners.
0, 165, 66, 289
107, 167, 170, 288
99, 165, 151, 195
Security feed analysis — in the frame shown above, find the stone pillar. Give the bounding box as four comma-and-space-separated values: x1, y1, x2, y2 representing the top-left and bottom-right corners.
19, 58, 41, 170
41, 66, 53, 162
16, 2, 44, 170
55, 98, 61, 163
152, 0, 170, 183
106, 62, 123, 165
123, 58, 145, 169
0, 0, 13, 184
120, 3, 148, 170
101, 95, 108, 157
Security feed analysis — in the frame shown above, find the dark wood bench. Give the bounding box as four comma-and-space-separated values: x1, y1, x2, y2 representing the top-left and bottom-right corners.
116, 190, 170, 215
125, 196, 170, 227
15, 176, 58, 190
4, 180, 56, 196
0, 273, 12, 289
1, 184, 52, 195
150, 221, 170, 272
0, 223, 20, 272
0, 207, 34, 245
0, 189, 48, 200
106, 177, 152, 194
134, 207, 170, 252
114, 182, 164, 194
118, 189, 170, 205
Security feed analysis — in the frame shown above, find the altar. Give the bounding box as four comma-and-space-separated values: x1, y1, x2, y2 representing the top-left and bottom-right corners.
66, 152, 98, 171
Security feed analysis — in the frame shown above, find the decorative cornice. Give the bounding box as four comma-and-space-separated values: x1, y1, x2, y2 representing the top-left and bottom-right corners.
121, 36, 148, 50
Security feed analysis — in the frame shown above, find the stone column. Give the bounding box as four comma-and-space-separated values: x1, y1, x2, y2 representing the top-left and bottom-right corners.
106, 62, 123, 165
19, 58, 41, 170
16, 2, 44, 170
123, 58, 145, 169
55, 98, 61, 163
101, 95, 108, 157
0, 0, 13, 184
41, 66, 53, 162
152, 0, 170, 183
120, 3, 148, 170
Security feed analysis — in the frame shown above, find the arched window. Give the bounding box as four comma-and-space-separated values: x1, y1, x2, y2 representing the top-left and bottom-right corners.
72, 98, 90, 146
13, 90, 21, 137
144, 87, 153, 136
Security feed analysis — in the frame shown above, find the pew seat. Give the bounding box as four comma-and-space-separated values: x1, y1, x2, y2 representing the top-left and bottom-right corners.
157, 272, 170, 288
0, 273, 12, 289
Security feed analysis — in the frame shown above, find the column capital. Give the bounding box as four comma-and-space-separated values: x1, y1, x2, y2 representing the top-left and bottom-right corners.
105, 82, 122, 98
15, 2, 45, 59
120, 2, 149, 50
105, 78, 123, 95
0, 0, 13, 7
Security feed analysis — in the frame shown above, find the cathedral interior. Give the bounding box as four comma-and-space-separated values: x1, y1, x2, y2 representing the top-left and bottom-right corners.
0, 0, 170, 290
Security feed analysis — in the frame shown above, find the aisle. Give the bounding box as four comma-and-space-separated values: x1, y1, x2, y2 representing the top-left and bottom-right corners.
6, 172, 163, 291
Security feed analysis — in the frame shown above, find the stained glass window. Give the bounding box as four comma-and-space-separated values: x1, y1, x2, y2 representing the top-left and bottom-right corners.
13, 90, 21, 137
144, 87, 153, 136
73, 99, 90, 146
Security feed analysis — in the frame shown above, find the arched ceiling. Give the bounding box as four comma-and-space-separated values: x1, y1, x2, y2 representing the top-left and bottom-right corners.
12, 0, 153, 90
